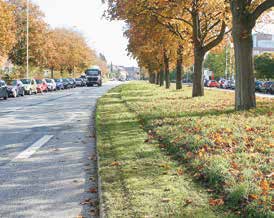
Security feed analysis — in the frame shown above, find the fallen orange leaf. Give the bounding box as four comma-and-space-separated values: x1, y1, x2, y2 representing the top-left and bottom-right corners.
248, 194, 259, 200
209, 198, 224, 206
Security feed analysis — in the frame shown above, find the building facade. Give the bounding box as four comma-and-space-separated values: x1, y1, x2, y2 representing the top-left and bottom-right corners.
253, 33, 274, 55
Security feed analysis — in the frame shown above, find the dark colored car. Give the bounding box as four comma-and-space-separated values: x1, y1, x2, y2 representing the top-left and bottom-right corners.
75, 78, 85, 87
54, 79, 65, 90
80, 75, 87, 83
264, 81, 273, 94
68, 78, 76, 88
7, 80, 25, 97
85, 68, 102, 87
269, 83, 274, 95
255, 81, 264, 92
62, 78, 71, 89
0, 80, 8, 100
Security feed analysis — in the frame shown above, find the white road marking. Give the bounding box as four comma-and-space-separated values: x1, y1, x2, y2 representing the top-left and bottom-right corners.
13, 135, 53, 161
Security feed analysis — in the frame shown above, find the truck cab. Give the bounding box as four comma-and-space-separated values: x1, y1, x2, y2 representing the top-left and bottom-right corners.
85, 68, 102, 87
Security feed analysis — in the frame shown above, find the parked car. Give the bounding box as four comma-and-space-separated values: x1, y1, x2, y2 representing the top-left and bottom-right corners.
54, 79, 65, 90
207, 80, 220, 88
255, 81, 264, 92
0, 80, 8, 100
219, 79, 227, 89
80, 75, 87, 83
268, 83, 274, 94
68, 78, 76, 88
75, 78, 84, 87
62, 78, 71, 89
36, 79, 48, 93
263, 81, 273, 94
204, 79, 209, 87
45, 79, 57, 91
7, 80, 25, 97
21, 79, 37, 95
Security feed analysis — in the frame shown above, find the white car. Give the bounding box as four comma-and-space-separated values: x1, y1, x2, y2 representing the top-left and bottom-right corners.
45, 79, 57, 91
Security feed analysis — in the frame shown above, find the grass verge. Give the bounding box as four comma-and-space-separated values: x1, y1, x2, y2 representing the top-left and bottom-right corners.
117, 82, 273, 217
96, 85, 236, 218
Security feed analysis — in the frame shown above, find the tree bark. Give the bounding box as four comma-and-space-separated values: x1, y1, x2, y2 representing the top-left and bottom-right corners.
192, 48, 205, 97
159, 65, 164, 87
51, 67, 54, 79
232, 23, 256, 110
230, 1, 257, 110
60, 68, 64, 77
176, 45, 183, 90
149, 72, 153, 83
163, 50, 170, 89
156, 72, 160, 85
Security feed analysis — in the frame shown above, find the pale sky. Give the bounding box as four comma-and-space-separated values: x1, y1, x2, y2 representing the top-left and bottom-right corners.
32, 0, 138, 67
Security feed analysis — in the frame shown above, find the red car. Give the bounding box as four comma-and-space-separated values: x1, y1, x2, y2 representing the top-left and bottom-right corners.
208, 80, 220, 88
35, 79, 48, 93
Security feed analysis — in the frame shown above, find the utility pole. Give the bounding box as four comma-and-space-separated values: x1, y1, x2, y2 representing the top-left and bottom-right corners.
26, 0, 29, 79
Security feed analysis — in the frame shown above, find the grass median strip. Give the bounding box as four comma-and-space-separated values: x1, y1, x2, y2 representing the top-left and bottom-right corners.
118, 82, 273, 217
96, 86, 233, 218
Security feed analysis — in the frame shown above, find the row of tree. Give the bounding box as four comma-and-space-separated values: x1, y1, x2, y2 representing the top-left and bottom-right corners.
104, 0, 274, 110
0, 0, 108, 78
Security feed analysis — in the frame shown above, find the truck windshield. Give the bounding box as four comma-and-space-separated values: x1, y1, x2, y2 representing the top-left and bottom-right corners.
85, 70, 100, 76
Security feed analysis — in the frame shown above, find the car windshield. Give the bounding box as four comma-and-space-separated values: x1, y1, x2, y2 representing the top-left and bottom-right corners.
46, 79, 52, 83
7, 80, 17, 86
63, 79, 68, 82
55, 79, 61, 82
76, 79, 81, 81
85, 70, 100, 76
36, 80, 42, 84
21, 79, 31, 84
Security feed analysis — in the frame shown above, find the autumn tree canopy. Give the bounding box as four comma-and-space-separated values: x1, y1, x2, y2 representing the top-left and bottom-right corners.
0, 0, 108, 78
105, 0, 273, 111
0, 0, 16, 63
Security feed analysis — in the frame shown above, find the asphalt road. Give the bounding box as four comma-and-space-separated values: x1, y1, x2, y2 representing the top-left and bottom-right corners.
0, 82, 119, 218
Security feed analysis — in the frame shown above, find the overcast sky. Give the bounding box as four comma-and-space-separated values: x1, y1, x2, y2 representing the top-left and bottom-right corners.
32, 0, 138, 67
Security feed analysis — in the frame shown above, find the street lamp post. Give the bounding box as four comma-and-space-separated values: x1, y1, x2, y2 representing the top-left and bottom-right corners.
26, 0, 29, 79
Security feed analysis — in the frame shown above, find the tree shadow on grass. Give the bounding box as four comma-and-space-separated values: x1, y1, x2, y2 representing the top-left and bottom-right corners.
97, 94, 235, 218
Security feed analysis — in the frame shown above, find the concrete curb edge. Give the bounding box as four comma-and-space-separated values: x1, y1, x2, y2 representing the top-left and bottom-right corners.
93, 105, 105, 218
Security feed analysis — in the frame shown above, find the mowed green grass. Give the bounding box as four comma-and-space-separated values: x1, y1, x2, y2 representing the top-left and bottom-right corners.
96, 87, 236, 218
96, 82, 273, 217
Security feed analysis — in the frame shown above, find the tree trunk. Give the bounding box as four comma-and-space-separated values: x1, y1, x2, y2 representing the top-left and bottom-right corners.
156, 72, 160, 85
164, 50, 170, 89
159, 65, 164, 87
233, 28, 256, 110
176, 45, 183, 90
51, 67, 54, 79
152, 73, 156, 84
231, 3, 256, 110
149, 72, 153, 83
192, 49, 205, 97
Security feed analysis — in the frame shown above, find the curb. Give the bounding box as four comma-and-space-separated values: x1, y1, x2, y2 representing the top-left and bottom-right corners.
94, 106, 105, 218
